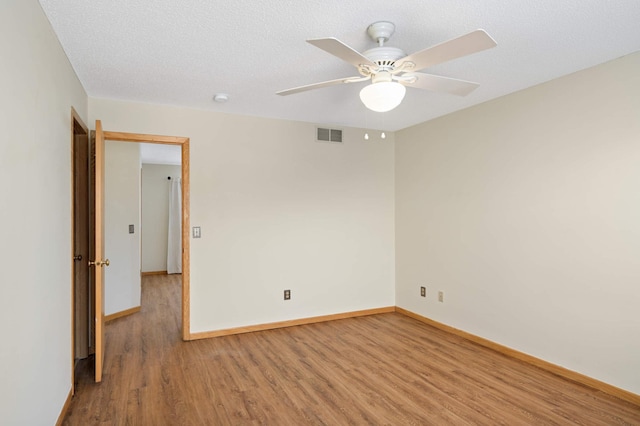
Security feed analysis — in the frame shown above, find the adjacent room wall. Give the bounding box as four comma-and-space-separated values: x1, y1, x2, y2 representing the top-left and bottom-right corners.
0, 1, 88, 424
104, 141, 142, 315
141, 163, 181, 273
89, 99, 396, 333
395, 53, 640, 394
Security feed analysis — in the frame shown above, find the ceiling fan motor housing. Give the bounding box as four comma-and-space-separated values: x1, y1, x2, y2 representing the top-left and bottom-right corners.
363, 46, 406, 69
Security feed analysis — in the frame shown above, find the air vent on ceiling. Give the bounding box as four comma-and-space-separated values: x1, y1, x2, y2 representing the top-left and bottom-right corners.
317, 127, 342, 143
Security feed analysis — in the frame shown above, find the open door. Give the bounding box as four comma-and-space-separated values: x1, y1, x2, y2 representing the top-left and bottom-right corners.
91, 120, 109, 382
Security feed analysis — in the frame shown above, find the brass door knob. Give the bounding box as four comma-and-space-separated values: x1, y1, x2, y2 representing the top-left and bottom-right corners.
89, 259, 110, 267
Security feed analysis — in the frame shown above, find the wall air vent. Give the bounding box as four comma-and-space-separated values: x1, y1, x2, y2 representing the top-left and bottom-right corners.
317, 127, 343, 143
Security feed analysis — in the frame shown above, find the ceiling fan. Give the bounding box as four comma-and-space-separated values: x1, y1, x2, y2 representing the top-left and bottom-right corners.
277, 22, 497, 112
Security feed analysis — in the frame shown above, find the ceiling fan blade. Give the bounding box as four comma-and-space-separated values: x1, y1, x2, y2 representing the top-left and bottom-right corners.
402, 72, 480, 96
276, 76, 364, 96
399, 29, 496, 72
307, 37, 376, 68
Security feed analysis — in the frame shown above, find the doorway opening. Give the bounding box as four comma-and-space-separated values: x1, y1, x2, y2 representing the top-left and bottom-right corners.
101, 129, 191, 345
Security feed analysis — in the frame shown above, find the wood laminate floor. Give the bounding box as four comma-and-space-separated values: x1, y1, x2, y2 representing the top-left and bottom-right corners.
64, 275, 640, 425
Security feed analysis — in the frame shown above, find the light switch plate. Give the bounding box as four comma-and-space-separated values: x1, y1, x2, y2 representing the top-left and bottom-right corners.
192, 226, 201, 238
129, 224, 134, 234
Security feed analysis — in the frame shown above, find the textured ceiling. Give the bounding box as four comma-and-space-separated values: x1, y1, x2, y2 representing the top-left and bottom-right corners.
39, 0, 640, 131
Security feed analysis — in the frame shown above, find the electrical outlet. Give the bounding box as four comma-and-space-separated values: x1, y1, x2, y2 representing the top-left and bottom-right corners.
420, 286, 426, 297
438, 291, 444, 303
284, 289, 291, 300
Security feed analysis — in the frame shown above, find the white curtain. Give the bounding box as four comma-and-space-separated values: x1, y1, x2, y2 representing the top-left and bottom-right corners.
167, 177, 182, 274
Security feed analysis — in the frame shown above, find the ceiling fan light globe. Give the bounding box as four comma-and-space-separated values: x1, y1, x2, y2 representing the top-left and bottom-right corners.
359, 82, 406, 112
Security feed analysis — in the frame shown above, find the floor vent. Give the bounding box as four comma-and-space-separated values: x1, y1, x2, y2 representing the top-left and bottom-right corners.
317, 127, 343, 143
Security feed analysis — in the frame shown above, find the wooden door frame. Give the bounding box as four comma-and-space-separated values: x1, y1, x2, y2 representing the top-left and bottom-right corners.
102, 130, 191, 340
70, 107, 89, 394
94, 121, 105, 382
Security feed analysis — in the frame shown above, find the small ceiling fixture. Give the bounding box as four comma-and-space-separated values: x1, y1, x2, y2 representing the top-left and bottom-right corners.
277, 21, 497, 113
363, 131, 387, 140
213, 93, 229, 103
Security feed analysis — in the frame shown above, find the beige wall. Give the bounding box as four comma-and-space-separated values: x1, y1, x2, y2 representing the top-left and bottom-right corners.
395, 53, 640, 394
141, 163, 182, 272
89, 99, 396, 333
0, 1, 88, 424
104, 141, 141, 315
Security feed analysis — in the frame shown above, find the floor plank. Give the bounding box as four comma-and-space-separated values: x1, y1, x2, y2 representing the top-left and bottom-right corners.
64, 275, 640, 425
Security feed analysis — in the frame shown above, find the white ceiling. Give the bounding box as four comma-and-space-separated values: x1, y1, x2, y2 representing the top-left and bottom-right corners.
39, 1, 640, 132
140, 143, 181, 165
